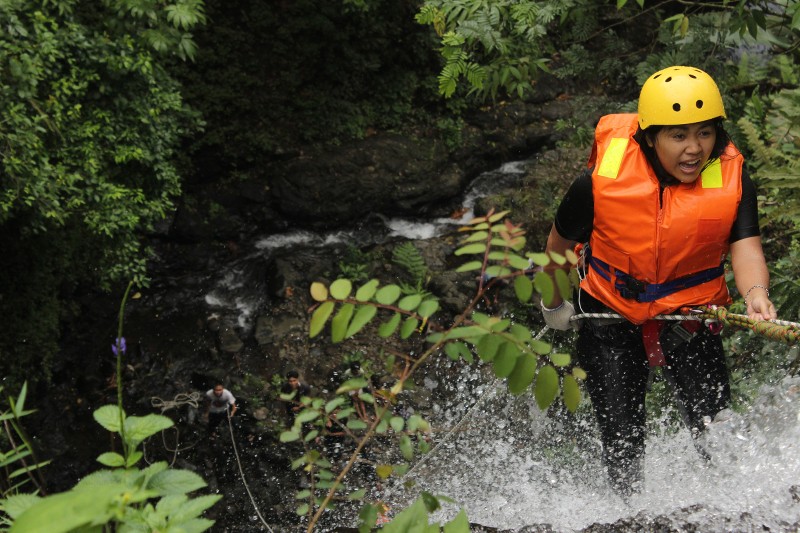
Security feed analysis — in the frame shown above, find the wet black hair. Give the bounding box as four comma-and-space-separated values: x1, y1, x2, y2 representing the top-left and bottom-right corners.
633, 117, 732, 185
286, 370, 299, 379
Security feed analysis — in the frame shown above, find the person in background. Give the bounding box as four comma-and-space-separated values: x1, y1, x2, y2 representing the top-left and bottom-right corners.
205, 382, 237, 438
541, 65, 776, 496
281, 369, 311, 426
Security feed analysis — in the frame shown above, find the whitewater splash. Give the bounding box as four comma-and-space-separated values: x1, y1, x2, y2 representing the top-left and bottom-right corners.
393, 371, 800, 532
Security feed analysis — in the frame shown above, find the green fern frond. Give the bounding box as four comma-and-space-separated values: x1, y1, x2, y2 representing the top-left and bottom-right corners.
393, 242, 429, 284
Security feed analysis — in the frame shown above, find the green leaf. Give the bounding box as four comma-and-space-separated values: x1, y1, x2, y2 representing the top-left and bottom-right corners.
375, 464, 394, 480
124, 414, 174, 446
376, 285, 402, 305
509, 324, 531, 342
507, 353, 537, 395
280, 430, 300, 442
563, 375, 582, 413
462, 230, 488, 242
169, 494, 222, 524
444, 341, 472, 362
455, 260, 483, 272
485, 265, 510, 277
444, 509, 471, 533
336, 378, 368, 394
399, 434, 414, 461
148, 469, 207, 495
295, 409, 320, 424
345, 305, 378, 338
550, 353, 571, 367
348, 488, 367, 500
492, 342, 520, 378
355, 279, 379, 301
527, 252, 550, 266
476, 334, 504, 362
126, 450, 143, 467
347, 419, 368, 430
1, 494, 40, 520
330, 278, 353, 299
9, 485, 116, 533
533, 271, 554, 305
331, 303, 355, 343
296, 503, 309, 515
398, 294, 422, 311
390, 416, 405, 433
400, 317, 419, 339
534, 365, 559, 410
93, 404, 125, 433
555, 269, 572, 302
572, 367, 587, 380
417, 299, 439, 318
514, 275, 533, 303
378, 312, 402, 337
454, 243, 486, 255
96, 452, 125, 467
310, 301, 335, 338
325, 397, 346, 413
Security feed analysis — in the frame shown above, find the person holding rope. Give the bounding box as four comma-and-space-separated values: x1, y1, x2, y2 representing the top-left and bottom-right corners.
205, 382, 237, 439
541, 65, 777, 497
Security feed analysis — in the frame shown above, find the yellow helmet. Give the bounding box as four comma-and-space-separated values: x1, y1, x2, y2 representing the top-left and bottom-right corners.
637, 66, 726, 129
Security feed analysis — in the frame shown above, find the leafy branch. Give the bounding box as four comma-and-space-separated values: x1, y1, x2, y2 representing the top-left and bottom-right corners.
289, 210, 583, 531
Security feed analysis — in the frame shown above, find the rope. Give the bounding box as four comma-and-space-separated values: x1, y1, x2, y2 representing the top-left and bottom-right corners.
150, 391, 202, 412
143, 392, 205, 466
571, 307, 800, 345
226, 413, 274, 532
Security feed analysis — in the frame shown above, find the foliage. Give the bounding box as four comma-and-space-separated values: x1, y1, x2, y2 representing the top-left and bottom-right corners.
416, 0, 800, 101
0, 0, 205, 387
392, 242, 432, 297
0, 282, 220, 532
175, 0, 446, 177
338, 245, 381, 283
0, 383, 49, 511
293, 211, 582, 531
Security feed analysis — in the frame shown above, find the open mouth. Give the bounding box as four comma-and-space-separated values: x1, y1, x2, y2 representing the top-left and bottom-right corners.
679, 160, 701, 173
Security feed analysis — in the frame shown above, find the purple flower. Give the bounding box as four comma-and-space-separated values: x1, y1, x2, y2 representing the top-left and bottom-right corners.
111, 337, 127, 357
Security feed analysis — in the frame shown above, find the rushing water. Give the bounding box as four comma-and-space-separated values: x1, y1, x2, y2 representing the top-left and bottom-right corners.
380, 362, 800, 532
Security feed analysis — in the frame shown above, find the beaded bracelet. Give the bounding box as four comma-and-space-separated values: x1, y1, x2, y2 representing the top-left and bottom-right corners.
744, 284, 769, 305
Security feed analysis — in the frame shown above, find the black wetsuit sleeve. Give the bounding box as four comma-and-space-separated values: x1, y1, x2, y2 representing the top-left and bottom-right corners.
730, 169, 760, 243
553, 168, 594, 243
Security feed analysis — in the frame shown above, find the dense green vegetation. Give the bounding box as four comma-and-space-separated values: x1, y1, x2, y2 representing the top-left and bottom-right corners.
0, 0, 206, 384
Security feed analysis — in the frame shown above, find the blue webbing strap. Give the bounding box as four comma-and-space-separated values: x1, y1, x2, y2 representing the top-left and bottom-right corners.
589, 256, 725, 303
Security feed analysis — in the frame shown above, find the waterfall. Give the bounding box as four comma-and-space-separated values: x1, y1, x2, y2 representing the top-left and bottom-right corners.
386, 362, 800, 531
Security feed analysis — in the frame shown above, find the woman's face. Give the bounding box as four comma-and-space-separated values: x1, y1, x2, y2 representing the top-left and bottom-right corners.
648, 120, 717, 184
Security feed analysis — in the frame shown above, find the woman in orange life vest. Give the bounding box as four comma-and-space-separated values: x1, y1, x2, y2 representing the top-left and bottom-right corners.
541, 66, 776, 496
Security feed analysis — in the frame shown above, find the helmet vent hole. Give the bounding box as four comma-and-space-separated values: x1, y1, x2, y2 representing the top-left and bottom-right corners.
673, 103, 681, 112
665, 77, 673, 82
696, 100, 704, 109
689, 74, 697, 79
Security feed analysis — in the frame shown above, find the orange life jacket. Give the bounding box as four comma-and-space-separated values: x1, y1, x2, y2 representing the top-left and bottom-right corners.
581, 114, 743, 324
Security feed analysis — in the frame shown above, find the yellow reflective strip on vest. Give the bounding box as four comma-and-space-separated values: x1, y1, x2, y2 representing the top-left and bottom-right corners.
597, 137, 629, 179
701, 159, 723, 188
